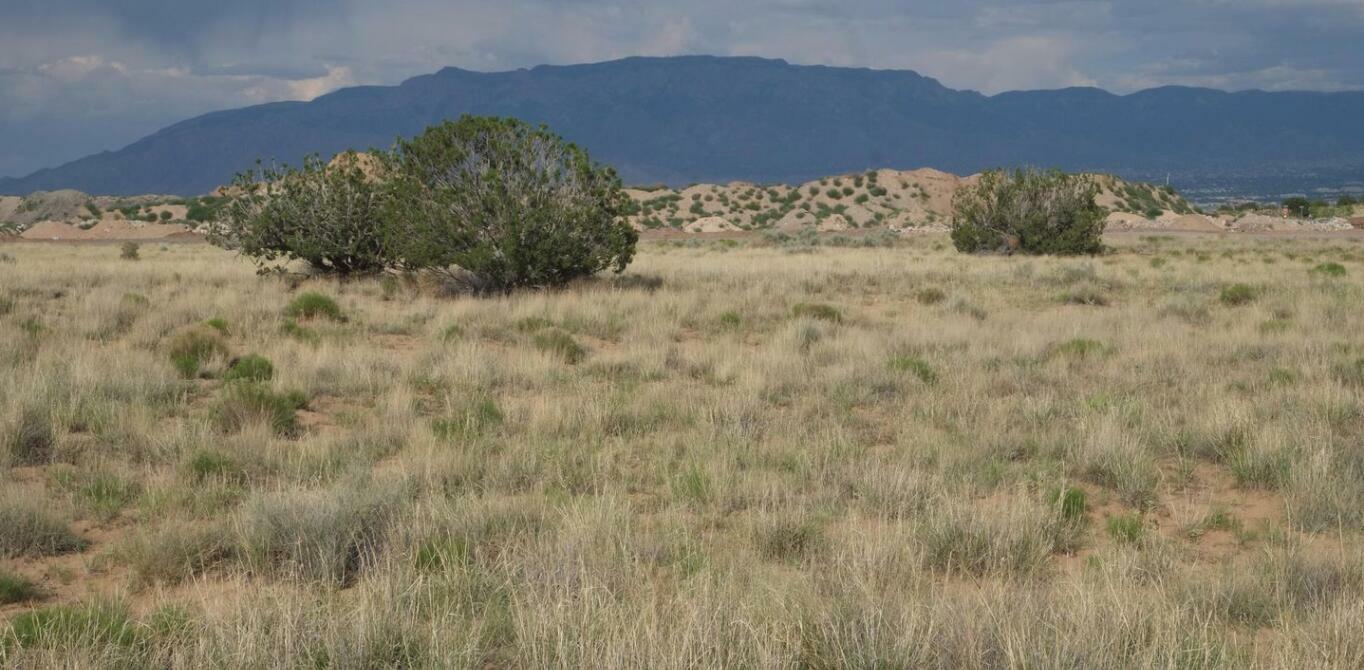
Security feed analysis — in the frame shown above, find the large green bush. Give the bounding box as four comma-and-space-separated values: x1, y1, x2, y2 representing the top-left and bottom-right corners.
385, 116, 638, 291
951, 168, 1105, 255
213, 152, 393, 276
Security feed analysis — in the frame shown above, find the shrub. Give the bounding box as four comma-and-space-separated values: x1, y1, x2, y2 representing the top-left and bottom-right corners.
385, 116, 637, 291
215, 384, 308, 436
214, 152, 394, 276
203, 318, 230, 334
284, 292, 345, 321
167, 326, 228, 379
950, 168, 1105, 255
1053, 338, 1107, 358
532, 329, 586, 364
1219, 283, 1258, 306
6, 407, 54, 466
223, 354, 274, 383
0, 495, 87, 557
791, 303, 842, 323
118, 242, 140, 261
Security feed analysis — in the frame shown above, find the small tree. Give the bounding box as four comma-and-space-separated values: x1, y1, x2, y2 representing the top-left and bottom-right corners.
1282, 197, 1311, 218
213, 152, 393, 276
386, 116, 637, 291
951, 168, 1105, 255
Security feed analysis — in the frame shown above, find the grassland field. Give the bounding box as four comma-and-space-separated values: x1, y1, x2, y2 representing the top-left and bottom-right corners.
3, 233, 1364, 668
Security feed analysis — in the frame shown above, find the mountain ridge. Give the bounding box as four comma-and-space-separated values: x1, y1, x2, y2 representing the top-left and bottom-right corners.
3, 55, 1363, 197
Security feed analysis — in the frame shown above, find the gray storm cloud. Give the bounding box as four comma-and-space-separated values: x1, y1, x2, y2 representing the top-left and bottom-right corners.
2, 0, 1362, 176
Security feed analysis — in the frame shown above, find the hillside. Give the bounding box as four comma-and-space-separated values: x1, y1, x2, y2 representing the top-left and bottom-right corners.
3, 56, 1364, 197
0, 169, 1222, 239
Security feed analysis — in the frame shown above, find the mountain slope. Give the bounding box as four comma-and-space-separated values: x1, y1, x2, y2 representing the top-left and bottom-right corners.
3, 56, 1364, 196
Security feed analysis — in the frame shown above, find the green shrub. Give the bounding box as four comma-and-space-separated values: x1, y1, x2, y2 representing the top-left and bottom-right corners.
791, 303, 842, 323
386, 116, 637, 291
6, 407, 54, 466
951, 168, 1105, 255
0, 495, 87, 557
284, 292, 345, 321
1219, 283, 1258, 306
215, 384, 308, 436
888, 356, 938, 385
167, 326, 228, 379
223, 354, 274, 383
118, 242, 140, 261
214, 152, 394, 276
532, 329, 586, 364
203, 318, 229, 334
279, 319, 319, 343
0, 568, 40, 605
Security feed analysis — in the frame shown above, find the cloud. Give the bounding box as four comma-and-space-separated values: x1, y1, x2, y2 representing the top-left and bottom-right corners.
1, 0, 1362, 176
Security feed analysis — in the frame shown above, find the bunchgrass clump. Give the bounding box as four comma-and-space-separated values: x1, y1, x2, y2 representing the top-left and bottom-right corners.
1107, 513, 1146, 544
6, 407, 55, 466
3, 600, 140, 652
284, 292, 345, 321
532, 329, 586, 364
1219, 283, 1258, 306
1310, 262, 1346, 278
888, 356, 938, 385
915, 287, 947, 305
215, 384, 308, 436
223, 354, 274, 383
0, 494, 87, 557
791, 303, 842, 323
0, 568, 40, 605
167, 325, 228, 379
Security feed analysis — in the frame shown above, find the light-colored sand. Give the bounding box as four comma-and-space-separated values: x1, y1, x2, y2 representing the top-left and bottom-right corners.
19, 219, 192, 241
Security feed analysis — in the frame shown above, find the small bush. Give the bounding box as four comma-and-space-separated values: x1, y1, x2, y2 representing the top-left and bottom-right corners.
888, 356, 938, 385
791, 303, 842, 323
203, 317, 230, 334
1058, 284, 1109, 306
0, 568, 40, 605
167, 326, 229, 379
717, 311, 743, 329
0, 495, 87, 557
223, 354, 274, 383
284, 292, 345, 321
118, 242, 140, 261
951, 168, 1105, 255
6, 407, 55, 466
1219, 283, 1258, 306
215, 384, 308, 436
532, 329, 586, 364
280, 319, 319, 343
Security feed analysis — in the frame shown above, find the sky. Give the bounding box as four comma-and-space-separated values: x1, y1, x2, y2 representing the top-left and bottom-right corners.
2, 0, 1363, 178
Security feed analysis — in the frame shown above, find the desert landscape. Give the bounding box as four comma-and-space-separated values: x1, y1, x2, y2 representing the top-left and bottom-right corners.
5, 227, 1364, 666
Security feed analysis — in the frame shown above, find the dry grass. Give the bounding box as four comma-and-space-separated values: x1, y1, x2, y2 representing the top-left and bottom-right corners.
2, 234, 1364, 667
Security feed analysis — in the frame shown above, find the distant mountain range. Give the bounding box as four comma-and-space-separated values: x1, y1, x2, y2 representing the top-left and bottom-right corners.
3, 55, 1363, 197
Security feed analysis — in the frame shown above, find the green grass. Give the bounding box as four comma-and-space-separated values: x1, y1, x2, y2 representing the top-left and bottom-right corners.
1219, 283, 1258, 306
888, 356, 938, 385
0, 569, 40, 605
215, 384, 308, 436
532, 329, 586, 364
791, 303, 842, 323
